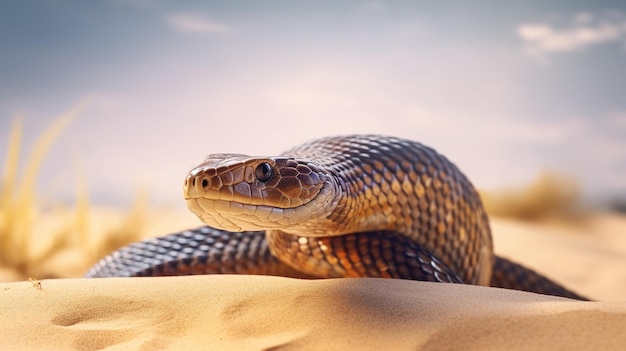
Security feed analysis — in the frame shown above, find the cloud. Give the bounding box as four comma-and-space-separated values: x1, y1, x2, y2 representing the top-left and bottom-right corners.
165, 13, 229, 34
517, 12, 626, 57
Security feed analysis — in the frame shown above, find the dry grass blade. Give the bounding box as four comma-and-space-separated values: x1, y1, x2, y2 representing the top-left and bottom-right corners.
0, 117, 23, 247
0, 103, 87, 274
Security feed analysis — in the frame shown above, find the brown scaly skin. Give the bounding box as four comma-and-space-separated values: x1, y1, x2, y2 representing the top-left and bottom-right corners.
87, 135, 587, 300
86, 227, 464, 284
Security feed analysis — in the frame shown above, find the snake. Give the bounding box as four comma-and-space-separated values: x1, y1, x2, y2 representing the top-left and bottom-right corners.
86, 134, 586, 300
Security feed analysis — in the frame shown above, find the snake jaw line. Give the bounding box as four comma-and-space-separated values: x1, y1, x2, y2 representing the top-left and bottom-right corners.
187, 179, 339, 233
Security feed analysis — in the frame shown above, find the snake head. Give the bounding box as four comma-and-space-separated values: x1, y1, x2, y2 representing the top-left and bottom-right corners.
183, 154, 337, 232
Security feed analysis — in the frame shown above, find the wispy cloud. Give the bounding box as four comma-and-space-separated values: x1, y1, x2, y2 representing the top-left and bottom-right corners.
517, 12, 626, 58
165, 13, 229, 34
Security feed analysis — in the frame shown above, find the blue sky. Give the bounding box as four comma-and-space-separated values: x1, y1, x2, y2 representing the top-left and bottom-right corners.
1, 1, 625, 207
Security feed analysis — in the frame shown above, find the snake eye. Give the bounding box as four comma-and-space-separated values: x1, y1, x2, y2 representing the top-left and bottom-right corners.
255, 162, 273, 182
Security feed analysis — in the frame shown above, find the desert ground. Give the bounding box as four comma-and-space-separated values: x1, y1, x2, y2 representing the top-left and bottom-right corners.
1, 208, 625, 350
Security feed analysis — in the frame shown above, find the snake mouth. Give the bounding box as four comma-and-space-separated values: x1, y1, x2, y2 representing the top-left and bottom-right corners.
187, 198, 303, 232
185, 180, 337, 233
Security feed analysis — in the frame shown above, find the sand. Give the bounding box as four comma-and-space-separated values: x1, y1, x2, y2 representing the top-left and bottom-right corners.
1, 276, 625, 351
1, 215, 626, 350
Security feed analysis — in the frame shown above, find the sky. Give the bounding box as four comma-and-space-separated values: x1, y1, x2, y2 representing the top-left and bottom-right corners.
1, 1, 625, 209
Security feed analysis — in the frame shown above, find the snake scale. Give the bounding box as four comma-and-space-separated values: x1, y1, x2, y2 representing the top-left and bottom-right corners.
86, 135, 586, 300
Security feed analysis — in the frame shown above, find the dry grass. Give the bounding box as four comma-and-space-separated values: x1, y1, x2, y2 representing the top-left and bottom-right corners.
479, 171, 583, 222
0, 107, 148, 280
88, 188, 150, 263
0, 112, 77, 275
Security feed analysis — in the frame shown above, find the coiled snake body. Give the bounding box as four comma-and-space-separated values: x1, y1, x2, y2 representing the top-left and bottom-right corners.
87, 135, 586, 300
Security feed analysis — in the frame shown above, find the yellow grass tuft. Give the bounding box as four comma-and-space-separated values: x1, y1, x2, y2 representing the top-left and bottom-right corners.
0, 107, 81, 274
479, 171, 582, 222
0, 104, 153, 280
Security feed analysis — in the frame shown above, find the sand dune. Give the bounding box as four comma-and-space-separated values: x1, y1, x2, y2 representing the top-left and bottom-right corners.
1, 276, 625, 351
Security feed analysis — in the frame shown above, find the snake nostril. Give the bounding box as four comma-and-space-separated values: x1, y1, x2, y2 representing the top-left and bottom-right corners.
201, 178, 208, 188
